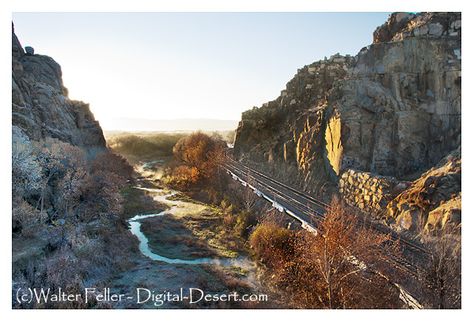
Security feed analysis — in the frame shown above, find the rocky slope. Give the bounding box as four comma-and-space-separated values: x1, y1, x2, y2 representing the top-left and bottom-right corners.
12, 25, 135, 308
233, 12, 461, 234
12, 25, 106, 149
386, 147, 461, 234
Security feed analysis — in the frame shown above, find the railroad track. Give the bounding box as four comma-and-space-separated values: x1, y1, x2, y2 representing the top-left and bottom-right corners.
224, 158, 429, 278
226, 159, 428, 253
224, 165, 325, 219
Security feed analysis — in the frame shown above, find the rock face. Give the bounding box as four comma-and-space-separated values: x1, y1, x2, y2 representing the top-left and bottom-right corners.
385, 148, 461, 233
233, 12, 461, 233
233, 54, 355, 192
373, 12, 461, 43
12, 25, 106, 149
338, 169, 406, 213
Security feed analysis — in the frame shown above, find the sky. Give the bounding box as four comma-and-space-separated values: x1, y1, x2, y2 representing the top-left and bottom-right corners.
12, 12, 389, 131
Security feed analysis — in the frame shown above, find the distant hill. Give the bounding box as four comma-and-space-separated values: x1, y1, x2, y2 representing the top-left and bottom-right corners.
101, 118, 239, 132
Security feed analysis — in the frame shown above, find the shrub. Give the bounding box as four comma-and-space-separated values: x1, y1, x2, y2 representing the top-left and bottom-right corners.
232, 211, 256, 238
107, 132, 187, 162
12, 198, 43, 235
249, 200, 402, 308
12, 127, 43, 198
249, 222, 297, 269
90, 151, 133, 179
12, 135, 136, 308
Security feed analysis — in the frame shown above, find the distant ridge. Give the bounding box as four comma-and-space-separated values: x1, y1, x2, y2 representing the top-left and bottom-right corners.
102, 118, 239, 132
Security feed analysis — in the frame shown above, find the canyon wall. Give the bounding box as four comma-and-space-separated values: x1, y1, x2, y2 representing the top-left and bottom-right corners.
233, 12, 461, 233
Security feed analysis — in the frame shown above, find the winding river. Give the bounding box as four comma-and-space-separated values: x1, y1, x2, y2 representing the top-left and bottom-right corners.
128, 187, 254, 268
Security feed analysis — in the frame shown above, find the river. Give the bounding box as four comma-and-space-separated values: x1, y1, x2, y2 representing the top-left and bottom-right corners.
128, 186, 254, 268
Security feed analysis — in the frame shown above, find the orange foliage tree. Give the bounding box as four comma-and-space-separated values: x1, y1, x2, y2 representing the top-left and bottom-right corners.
169, 132, 226, 187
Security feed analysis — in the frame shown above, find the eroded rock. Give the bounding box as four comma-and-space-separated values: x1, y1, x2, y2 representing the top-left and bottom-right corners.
233, 13, 461, 234
12, 25, 106, 149
385, 148, 461, 233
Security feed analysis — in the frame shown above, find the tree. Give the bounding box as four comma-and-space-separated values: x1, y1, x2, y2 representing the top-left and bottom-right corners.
250, 199, 401, 308
34, 138, 87, 219
422, 227, 461, 308
241, 173, 259, 213
168, 165, 200, 187
74, 151, 132, 222
12, 133, 135, 308
170, 132, 226, 186
293, 200, 401, 308
27, 139, 132, 223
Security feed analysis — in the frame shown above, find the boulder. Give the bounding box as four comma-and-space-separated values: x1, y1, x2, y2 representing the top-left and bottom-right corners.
25, 46, 34, 55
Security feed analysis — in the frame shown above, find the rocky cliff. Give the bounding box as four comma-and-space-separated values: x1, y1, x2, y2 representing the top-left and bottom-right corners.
233, 12, 461, 234
12, 25, 106, 149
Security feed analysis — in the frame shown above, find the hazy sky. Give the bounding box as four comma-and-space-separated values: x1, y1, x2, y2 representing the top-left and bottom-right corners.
13, 12, 389, 130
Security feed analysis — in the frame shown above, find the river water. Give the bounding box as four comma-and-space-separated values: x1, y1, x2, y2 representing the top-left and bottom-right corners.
127, 187, 254, 268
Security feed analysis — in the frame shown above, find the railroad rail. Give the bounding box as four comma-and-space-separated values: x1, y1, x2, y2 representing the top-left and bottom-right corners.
223, 158, 429, 277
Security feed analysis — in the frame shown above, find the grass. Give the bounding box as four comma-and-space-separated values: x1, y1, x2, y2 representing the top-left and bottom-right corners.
136, 186, 246, 261
107, 132, 187, 164
141, 214, 218, 260
120, 185, 168, 220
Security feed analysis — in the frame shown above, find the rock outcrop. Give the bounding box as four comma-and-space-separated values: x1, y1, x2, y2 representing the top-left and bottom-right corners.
338, 169, 407, 213
233, 12, 461, 234
12, 25, 106, 149
233, 54, 355, 192
386, 148, 461, 234
373, 12, 461, 43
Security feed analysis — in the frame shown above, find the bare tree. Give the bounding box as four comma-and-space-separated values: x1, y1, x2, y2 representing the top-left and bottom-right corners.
250, 199, 402, 308
241, 172, 259, 213
294, 200, 401, 308
421, 226, 461, 308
